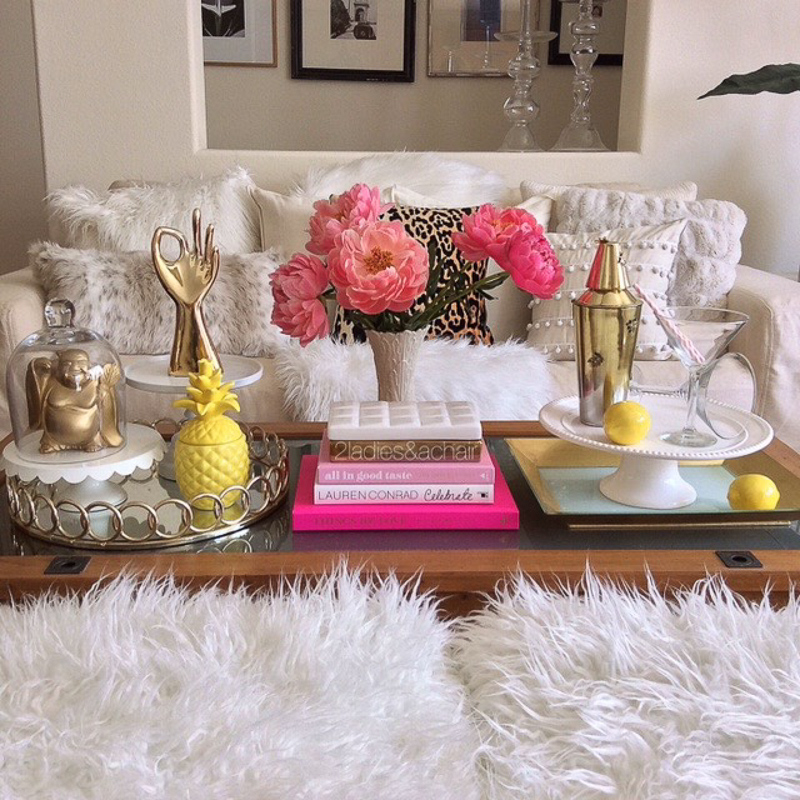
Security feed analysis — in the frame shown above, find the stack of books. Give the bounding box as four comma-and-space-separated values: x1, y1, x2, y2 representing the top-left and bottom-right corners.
293, 401, 519, 531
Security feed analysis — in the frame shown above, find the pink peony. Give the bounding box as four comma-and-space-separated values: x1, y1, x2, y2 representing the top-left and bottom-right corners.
328, 221, 429, 315
486, 229, 564, 299
307, 184, 392, 256
271, 296, 330, 346
270, 253, 329, 303
452, 205, 545, 262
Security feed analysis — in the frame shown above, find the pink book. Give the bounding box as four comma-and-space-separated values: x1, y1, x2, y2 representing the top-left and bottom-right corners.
293, 455, 519, 532
316, 434, 495, 485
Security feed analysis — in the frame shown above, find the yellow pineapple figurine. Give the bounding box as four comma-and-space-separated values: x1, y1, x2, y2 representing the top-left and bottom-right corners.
173, 359, 249, 509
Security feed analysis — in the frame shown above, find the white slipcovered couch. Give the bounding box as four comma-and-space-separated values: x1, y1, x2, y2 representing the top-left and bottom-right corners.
1, 155, 798, 451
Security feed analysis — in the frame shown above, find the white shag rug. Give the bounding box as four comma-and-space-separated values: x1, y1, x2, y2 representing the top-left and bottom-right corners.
0, 572, 480, 800
273, 338, 554, 422
452, 573, 800, 800
4, 572, 800, 800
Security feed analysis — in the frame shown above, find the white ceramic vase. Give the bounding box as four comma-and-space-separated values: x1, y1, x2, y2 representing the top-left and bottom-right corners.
366, 329, 427, 403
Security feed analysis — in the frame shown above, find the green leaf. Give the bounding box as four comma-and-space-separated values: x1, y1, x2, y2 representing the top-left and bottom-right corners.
699, 63, 800, 99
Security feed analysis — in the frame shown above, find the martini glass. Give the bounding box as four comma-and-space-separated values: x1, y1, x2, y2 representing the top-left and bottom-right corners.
659, 307, 750, 448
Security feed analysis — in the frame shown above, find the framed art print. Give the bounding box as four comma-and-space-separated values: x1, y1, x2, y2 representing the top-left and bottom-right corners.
202, 0, 277, 66
291, 0, 416, 82
428, 0, 541, 77
548, 0, 626, 67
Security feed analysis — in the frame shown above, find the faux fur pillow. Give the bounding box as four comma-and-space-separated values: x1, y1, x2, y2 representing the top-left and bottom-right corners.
290, 153, 509, 207
30, 242, 286, 356
48, 167, 261, 255
274, 338, 554, 422
551, 187, 747, 307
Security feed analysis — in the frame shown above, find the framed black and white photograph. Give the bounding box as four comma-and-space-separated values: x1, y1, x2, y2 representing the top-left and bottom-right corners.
291, 0, 415, 82
202, 0, 277, 66
548, 0, 626, 67
428, 0, 541, 77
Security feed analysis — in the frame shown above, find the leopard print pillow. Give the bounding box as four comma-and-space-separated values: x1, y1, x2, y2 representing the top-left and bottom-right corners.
333, 204, 493, 345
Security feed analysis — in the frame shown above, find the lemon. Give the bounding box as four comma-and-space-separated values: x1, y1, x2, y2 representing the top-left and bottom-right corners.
603, 401, 652, 446
727, 474, 780, 511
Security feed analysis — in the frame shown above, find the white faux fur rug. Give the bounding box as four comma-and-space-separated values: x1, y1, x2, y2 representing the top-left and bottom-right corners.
453, 574, 800, 800
0, 573, 480, 800
3, 572, 800, 799
273, 338, 554, 422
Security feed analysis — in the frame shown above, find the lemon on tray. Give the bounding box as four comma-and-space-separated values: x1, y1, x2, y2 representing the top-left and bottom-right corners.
727, 474, 780, 511
603, 401, 652, 446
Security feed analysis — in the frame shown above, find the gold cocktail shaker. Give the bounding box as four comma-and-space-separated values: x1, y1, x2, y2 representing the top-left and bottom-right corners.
572, 240, 642, 426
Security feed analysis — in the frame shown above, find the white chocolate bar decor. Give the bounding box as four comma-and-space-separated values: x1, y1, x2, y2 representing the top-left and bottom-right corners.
327, 401, 482, 441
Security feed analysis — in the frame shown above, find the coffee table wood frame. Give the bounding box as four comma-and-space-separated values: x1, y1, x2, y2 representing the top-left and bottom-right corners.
3, 422, 800, 612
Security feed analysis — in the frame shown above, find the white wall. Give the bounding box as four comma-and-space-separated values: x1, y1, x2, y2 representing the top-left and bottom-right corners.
28, 0, 800, 280
0, 0, 47, 275
204, 0, 623, 152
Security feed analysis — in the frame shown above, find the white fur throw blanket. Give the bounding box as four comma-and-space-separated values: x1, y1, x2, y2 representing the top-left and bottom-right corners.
554, 187, 747, 307
274, 338, 554, 421
291, 152, 511, 207
30, 242, 287, 357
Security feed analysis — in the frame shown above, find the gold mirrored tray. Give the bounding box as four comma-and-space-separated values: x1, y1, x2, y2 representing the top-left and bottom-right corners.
508, 438, 800, 530
4, 424, 289, 550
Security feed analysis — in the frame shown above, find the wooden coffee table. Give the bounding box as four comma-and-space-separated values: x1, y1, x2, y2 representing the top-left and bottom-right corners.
3, 422, 800, 613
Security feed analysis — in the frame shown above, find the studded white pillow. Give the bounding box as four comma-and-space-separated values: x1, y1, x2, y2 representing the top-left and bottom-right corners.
527, 220, 687, 360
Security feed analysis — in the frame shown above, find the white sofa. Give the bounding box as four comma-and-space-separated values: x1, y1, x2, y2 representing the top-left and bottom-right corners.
2, 158, 799, 451
2, 261, 799, 450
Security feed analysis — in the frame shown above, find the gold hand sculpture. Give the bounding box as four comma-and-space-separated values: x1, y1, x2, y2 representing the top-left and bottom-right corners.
152, 208, 222, 376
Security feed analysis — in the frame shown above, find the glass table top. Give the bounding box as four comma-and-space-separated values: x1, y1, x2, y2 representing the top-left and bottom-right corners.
3, 437, 799, 558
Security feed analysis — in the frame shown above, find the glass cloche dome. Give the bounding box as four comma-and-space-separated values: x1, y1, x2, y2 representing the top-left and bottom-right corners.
6, 299, 127, 463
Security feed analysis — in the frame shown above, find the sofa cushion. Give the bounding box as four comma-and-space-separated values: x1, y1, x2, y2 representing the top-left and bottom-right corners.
536, 186, 747, 308
521, 180, 698, 229
527, 221, 687, 360
48, 167, 260, 255
332, 203, 493, 346
274, 338, 554, 422
31, 243, 287, 357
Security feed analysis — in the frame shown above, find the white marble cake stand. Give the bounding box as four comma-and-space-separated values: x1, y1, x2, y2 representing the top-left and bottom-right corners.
126, 354, 263, 480
539, 394, 774, 510
2, 423, 166, 506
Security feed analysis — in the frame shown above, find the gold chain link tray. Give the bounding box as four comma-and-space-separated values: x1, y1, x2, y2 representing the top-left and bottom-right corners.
5, 422, 289, 550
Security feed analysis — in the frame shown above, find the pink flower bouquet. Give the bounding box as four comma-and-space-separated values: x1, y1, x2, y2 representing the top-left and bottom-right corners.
270, 184, 564, 345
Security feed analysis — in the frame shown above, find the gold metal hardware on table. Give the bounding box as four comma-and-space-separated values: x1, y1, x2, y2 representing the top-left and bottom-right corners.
26, 349, 123, 454
152, 208, 222, 377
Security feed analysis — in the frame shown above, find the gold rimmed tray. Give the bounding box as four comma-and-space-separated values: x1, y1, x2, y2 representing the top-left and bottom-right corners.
508, 437, 800, 530
4, 424, 289, 550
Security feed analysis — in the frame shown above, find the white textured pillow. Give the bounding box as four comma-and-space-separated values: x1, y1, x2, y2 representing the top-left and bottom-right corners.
552, 187, 747, 307
520, 180, 698, 230
527, 221, 687, 360
291, 153, 509, 207
274, 338, 554, 422
30, 242, 286, 357
249, 187, 314, 259
48, 167, 261, 255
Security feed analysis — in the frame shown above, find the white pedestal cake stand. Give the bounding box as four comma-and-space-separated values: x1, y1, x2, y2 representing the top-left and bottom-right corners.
2, 423, 166, 506
125, 354, 263, 480
539, 394, 774, 510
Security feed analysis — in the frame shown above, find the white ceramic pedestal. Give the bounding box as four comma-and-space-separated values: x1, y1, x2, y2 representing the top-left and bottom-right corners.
2, 423, 167, 507
126, 354, 263, 480
539, 394, 774, 510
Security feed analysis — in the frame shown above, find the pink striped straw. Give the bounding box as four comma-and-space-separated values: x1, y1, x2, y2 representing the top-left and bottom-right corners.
634, 285, 707, 365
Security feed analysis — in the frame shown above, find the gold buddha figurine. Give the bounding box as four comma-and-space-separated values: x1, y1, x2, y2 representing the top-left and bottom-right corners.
26, 349, 124, 454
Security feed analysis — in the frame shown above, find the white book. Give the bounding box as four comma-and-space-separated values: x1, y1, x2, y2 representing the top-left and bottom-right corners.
313, 482, 494, 505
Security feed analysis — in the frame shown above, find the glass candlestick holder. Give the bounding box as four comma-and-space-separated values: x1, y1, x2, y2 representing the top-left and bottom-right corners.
551, 0, 609, 152
498, 17, 556, 151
